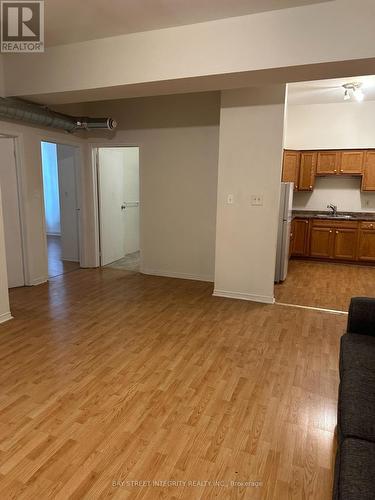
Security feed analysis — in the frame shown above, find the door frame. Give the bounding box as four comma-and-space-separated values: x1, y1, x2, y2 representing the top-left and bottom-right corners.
89, 143, 142, 268
0, 134, 26, 287
40, 139, 84, 270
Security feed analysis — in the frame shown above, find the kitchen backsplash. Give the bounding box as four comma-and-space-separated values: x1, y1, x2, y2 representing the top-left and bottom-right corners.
292, 176, 375, 213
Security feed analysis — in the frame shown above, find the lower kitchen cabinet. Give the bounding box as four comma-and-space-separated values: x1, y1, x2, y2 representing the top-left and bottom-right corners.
291, 218, 375, 264
310, 226, 333, 258
358, 222, 375, 262
333, 228, 358, 260
310, 227, 333, 259
291, 219, 309, 256
310, 220, 358, 260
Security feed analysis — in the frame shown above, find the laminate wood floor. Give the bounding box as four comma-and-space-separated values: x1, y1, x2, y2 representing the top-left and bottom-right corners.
0, 268, 345, 499
275, 259, 375, 312
47, 235, 80, 278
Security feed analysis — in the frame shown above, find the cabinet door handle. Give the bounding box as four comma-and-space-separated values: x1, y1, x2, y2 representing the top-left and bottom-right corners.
336, 230, 339, 234
305, 221, 308, 224
329, 230, 332, 233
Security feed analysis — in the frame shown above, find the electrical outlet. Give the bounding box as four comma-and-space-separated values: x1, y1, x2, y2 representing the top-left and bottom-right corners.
250, 194, 263, 206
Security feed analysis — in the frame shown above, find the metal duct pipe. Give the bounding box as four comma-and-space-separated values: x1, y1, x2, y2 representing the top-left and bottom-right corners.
0, 97, 117, 132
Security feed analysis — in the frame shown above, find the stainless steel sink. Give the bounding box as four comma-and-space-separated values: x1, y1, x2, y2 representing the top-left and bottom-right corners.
315, 214, 355, 220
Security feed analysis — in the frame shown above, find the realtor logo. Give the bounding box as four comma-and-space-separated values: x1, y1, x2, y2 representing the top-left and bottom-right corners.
1, 0, 44, 52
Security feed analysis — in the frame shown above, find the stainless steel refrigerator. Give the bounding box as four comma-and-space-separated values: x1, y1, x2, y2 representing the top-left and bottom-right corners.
275, 182, 294, 283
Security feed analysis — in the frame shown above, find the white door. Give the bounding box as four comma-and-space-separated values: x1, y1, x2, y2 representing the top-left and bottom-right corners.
0, 138, 24, 287
98, 148, 127, 266
57, 144, 80, 262
123, 148, 140, 255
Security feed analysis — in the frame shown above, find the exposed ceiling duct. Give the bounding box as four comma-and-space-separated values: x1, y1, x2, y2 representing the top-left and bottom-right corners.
0, 97, 117, 132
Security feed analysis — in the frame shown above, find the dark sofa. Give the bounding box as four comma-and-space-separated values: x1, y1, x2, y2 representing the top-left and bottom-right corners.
334, 297, 375, 500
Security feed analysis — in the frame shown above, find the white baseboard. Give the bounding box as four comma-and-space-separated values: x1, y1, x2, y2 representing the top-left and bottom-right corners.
0, 312, 13, 324
213, 289, 275, 304
140, 268, 214, 283
28, 276, 48, 286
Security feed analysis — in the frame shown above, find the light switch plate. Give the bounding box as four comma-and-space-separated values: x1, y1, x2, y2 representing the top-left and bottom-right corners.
227, 194, 234, 204
251, 194, 263, 206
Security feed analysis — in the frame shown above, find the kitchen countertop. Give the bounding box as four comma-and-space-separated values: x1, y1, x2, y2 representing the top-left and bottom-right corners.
292, 210, 375, 221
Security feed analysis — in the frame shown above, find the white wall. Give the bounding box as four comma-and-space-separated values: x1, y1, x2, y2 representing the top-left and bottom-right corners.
293, 177, 375, 213
4, 0, 375, 103
286, 100, 375, 212
83, 92, 220, 282
286, 100, 375, 150
214, 86, 286, 303
0, 186, 11, 323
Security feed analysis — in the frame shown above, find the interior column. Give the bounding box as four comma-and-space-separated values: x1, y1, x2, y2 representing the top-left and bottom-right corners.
214, 85, 286, 304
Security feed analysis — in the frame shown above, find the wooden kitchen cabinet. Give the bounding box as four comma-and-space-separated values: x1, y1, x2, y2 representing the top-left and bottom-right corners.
298, 152, 317, 191
291, 219, 309, 256
282, 149, 375, 191
316, 151, 340, 175
309, 226, 334, 258
291, 218, 375, 264
333, 228, 358, 260
309, 219, 358, 260
362, 151, 375, 191
340, 150, 364, 175
282, 150, 300, 189
358, 222, 375, 262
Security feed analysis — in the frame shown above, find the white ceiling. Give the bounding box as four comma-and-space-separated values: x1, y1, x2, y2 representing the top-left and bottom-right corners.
288, 75, 375, 105
44, 0, 329, 47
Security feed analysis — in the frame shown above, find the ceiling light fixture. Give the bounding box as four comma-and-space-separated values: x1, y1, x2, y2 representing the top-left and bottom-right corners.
342, 82, 364, 102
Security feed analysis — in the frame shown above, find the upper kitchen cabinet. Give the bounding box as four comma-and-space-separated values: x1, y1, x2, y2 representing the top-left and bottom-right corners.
340, 150, 364, 174
282, 150, 300, 190
283, 148, 375, 191
362, 150, 375, 191
316, 151, 340, 175
298, 152, 317, 191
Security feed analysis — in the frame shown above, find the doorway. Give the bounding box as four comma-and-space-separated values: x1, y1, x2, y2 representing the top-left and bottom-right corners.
41, 141, 81, 278
0, 135, 25, 288
97, 147, 140, 271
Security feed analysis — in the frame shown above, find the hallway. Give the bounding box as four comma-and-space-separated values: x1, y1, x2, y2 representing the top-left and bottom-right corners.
47, 235, 80, 278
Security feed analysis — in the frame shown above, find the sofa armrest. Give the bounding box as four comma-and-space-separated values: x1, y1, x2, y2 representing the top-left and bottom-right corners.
347, 297, 375, 336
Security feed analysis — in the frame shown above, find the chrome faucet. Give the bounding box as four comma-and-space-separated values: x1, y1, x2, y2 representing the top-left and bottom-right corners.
327, 203, 338, 217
